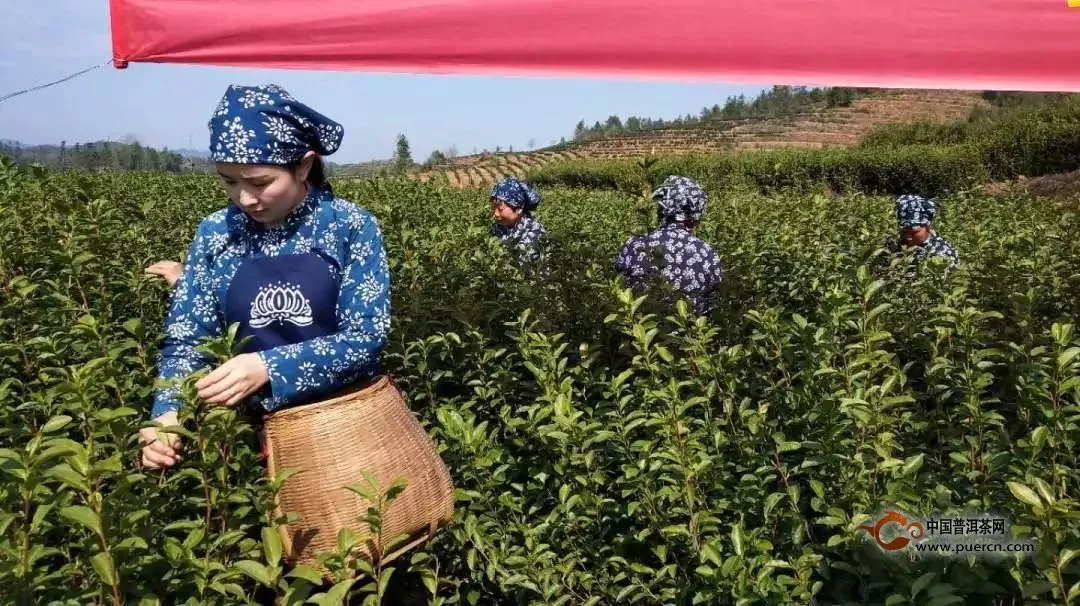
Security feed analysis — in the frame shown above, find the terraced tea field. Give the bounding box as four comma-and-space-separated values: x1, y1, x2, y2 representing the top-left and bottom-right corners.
415, 89, 988, 187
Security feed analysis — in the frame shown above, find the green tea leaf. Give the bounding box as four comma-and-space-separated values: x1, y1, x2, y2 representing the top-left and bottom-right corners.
262, 527, 283, 567
58, 505, 102, 537
1030, 426, 1049, 455
41, 415, 72, 434
901, 454, 924, 477
1033, 478, 1055, 506
1056, 347, 1080, 370
1007, 482, 1043, 508
730, 523, 745, 556
1059, 548, 1078, 571
308, 578, 356, 605
911, 572, 937, 597
232, 560, 272, 587
378, 568, 396, 598
287, 565, 326, 585
698, 539, 721, 567
90, 551, 119, 587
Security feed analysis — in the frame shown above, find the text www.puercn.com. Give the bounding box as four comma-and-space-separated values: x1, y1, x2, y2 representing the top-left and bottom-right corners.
913, 542, 1035, 554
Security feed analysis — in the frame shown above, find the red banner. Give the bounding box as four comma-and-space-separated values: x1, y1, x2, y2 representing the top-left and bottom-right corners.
109, 0, 1080, 91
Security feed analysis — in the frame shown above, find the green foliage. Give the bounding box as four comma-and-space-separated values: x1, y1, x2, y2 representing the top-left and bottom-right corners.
570, 86, 868, 142
531, 144, 989, 198
424, 150, 449, 169
861, 94, 1080, 181
540, 94, 1080, 197
0, 139, 192, 173
394, 135, 414, 175
1, 157, 1080, 604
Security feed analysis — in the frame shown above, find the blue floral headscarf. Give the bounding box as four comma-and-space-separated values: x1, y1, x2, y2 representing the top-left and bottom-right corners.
208, 84, 344, 165
895, 194, 937, 230
490, 178, 540, 212
525, 184, 541, 211
654, 176, 708, 226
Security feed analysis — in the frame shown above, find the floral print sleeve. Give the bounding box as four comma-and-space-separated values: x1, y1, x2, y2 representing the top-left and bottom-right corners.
150, 220, 225, 418
255, 208, 391, 410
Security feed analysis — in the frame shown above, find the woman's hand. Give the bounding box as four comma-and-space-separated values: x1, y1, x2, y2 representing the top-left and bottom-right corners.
144, 260, 184, 287
140, 411, 182, 469
196, 353, 270, 407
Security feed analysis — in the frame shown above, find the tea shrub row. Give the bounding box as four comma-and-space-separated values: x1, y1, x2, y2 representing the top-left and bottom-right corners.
528, 145, 990, 199
1, 158, 1079, 604
528, 96, 1080, 198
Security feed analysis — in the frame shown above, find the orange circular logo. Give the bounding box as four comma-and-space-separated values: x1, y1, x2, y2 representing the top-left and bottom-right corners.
858, 511, 925, 551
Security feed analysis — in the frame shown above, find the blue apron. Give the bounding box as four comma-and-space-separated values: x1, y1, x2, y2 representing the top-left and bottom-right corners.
224, 251, 341, 355
225, 251, 341, 455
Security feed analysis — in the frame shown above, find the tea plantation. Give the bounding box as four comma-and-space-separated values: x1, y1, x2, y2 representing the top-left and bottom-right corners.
1, 154, 1079, 605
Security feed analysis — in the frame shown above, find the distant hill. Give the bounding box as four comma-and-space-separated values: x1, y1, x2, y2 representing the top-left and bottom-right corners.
0, 139, 399, 179
9, 88, 1066, 186
0, 139, 194, 173
412, 89, 993, 188
331, 159, 394, 178
174, 148, 211, 159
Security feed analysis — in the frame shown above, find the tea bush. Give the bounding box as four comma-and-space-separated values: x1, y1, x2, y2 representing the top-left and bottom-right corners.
2, 157, 1080, 605
531, 96, 1080, 197
529, 145, 990, 198
861, 96, 1080, 181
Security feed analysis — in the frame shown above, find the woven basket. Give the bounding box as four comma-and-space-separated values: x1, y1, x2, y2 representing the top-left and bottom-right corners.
262, 375, 454, 570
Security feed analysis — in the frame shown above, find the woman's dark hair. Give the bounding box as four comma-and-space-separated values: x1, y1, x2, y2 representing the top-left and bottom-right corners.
291, 155, 332, 192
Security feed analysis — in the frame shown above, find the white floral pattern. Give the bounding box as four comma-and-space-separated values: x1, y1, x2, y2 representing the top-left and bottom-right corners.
654, 176, 708, 226
896, 194, 937, 229
490, 215, 547, 266
615, 224, 724, 316
883, 231, 960, 277
207, 84, 344, 165
240, 89, 272, 109
490, 178, 540, 212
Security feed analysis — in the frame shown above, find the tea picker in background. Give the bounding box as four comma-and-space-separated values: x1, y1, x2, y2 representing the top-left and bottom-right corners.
138, 83, 391, 469
615, 175, 724, 316
489, 177, 547, 267
884, 194, 959, 275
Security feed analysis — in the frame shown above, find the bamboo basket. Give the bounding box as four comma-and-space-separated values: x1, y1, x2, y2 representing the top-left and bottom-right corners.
262, 375, 454, 569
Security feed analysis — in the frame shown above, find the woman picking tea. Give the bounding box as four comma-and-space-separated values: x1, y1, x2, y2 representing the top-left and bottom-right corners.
139, 84, 391, 469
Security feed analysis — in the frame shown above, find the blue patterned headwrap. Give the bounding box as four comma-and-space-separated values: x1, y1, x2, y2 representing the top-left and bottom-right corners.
895, 194, 937, 230
490, 178, 540, 212
208, 84, 344, 165
525, 183, 541, 211
654, 176, 708, 226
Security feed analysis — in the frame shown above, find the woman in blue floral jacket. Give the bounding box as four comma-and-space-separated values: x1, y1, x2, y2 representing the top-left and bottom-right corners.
489, 177, 547, 266
615, 176, 724, 316
892, 194, 959, 272
139, 84, 391, 470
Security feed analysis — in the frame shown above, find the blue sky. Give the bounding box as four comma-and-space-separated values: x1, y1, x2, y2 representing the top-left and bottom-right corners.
0, 1, 768, 163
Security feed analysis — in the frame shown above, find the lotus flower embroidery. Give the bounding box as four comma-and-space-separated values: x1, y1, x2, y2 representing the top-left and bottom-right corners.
249, 283, 314, 328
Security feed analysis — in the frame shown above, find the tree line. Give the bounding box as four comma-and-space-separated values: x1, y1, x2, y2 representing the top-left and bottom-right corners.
571, 86, 867, 142
0, 140, 197, 173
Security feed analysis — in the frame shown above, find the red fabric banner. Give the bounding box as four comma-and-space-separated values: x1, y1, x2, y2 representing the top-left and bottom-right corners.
109, 0, 1080, 91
